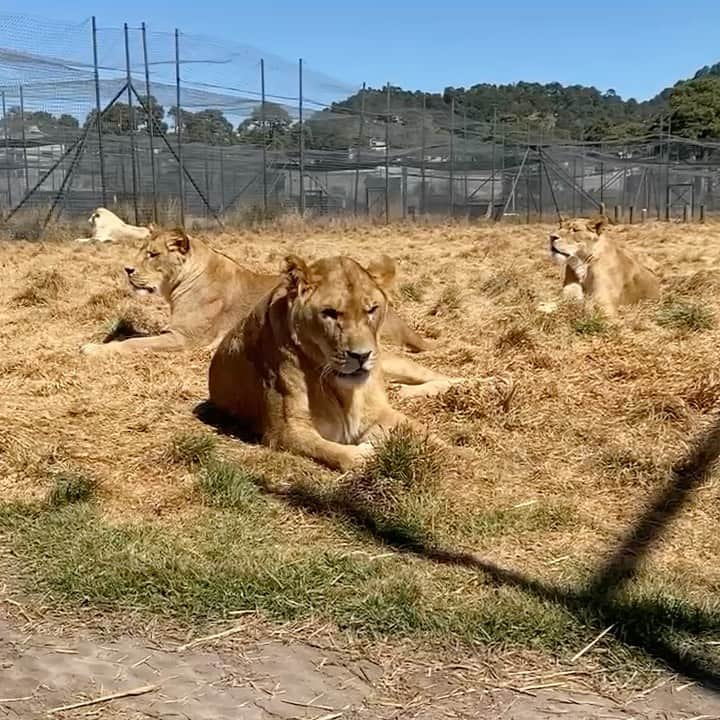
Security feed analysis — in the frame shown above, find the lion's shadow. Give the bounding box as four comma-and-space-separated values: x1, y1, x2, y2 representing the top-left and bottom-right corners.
193, 400, 261, 445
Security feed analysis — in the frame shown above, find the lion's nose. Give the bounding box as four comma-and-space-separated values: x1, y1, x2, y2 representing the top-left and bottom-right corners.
124, 267, 135, 276
347, 350, 371, 367
549, 233, 560, 243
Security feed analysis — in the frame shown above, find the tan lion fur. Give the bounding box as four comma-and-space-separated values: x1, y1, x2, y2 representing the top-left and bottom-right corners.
208, 254, 441, 470
548, 215, 660, 315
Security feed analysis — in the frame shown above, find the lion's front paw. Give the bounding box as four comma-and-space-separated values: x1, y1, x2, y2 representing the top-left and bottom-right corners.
347, 441, 375, 468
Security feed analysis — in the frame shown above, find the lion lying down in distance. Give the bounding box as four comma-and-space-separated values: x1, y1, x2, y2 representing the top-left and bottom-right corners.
75, 208, 151, 244
209, 254, 448, 470
548, 214, 660, 315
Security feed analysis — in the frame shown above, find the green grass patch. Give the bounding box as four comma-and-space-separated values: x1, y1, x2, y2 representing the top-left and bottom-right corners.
284, 425, 450, 549
0, 501, 585, 649
169, 432, 218, 468
197, 460, 262, 511
46, 471, 97, 507
2, 434, 718, 677
655, 298, 714, 332
571, 309, 607, 335
4, 497, 716, 673
470, 503, 575, 539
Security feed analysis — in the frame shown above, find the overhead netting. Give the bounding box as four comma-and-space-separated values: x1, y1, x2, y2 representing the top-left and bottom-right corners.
0, 12, 718, 224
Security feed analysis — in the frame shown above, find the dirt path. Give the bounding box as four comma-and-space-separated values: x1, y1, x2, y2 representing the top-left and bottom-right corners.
2, 610, 720, 720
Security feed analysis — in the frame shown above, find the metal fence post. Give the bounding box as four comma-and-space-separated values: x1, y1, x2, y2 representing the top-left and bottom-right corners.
525, 123, 531, 223
449, 97, 455, 216
124, 23, 139, 224
420, 94, 427, 215
19, 86, 28, 193
463, 109, 468, 212
219, 146, 225, 214
571, 156, 577, 215
579, 150, 585, 215
538, 128, 543, 221
260, 58, 268, 215
384, 82, 390, 224
142, 22, 158, 222
204, 155, 210, 219
490, 106, 496, 219
500, 124, 505, 218
91, 17, 107, 207
298, 58, 304, 217
353, 81, 366, 216
664, 116, 671, 221
174, 28, 185, 226
401, 165, 407, 220
2, 91, 11, 209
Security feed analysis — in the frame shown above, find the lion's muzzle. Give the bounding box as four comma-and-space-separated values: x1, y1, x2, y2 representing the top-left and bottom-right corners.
549, 234, 570, 262
125, 267, 156, 295
333, 348, 374, 386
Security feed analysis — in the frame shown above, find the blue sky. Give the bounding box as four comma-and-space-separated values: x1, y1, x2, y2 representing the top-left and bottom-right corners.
4, 0, 720, 101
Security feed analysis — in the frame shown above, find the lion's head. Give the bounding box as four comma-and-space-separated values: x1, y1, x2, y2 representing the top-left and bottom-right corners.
88, 207, 116, 230
124, 225, 187, 297
284, 254, 395, 388
90, 207, 145, 232
549, 215, 609, 266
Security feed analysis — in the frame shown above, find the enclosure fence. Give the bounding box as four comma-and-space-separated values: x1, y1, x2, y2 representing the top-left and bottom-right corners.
0, 12, 718, 229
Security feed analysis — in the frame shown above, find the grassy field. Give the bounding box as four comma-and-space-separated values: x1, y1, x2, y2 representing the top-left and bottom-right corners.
2, 218, 720, 681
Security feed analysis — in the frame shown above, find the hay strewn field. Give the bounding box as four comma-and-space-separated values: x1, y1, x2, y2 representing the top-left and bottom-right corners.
2, 219, 720, 678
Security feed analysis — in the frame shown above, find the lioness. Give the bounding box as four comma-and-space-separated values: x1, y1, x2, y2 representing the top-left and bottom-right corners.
208, 254, 443, 470
75, 207, 151, 244
548, 215, 660, 314
81, 227, 435, 356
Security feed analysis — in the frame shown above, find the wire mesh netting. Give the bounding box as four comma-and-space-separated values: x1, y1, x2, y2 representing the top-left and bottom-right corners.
0, 12, 719, 226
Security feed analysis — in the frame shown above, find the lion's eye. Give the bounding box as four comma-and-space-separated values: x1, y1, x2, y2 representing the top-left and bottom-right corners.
147, 250, 160, 259
321, 308, 339, 320
367, 304, 379, 315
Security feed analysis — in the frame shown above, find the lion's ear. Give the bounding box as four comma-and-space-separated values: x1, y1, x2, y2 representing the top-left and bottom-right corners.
147, 222, 157, 234
586, 214, 609, 235
166, 227, 190, 254
365, 254, 396, 290
284, 254, 310, 293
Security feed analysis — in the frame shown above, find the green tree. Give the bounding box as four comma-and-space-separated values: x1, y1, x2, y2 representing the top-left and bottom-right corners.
168, 107, 236, 144
237, 102, 293, 145
668, 76, 720, 139
84, 96, 166, 135
1, 108, 80, 136
57, 114, 79, 129
187, 109, 235, 145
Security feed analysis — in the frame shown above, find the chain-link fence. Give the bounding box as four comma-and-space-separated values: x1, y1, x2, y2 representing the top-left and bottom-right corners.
1, 12, 719, 228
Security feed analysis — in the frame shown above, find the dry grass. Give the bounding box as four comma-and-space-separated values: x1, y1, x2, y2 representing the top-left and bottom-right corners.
2, 219, 720, 673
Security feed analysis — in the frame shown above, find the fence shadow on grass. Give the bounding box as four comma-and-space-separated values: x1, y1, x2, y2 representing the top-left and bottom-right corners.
264, 412, 720, 689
